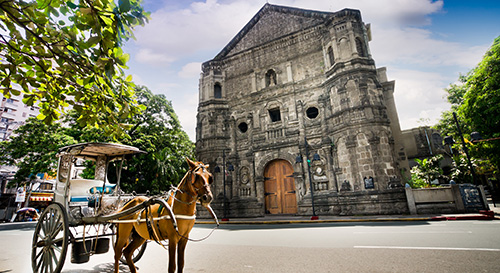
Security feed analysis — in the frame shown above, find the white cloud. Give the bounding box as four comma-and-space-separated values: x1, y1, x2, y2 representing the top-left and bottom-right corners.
133, 0, 258, 65
130, 73, 145, 86
178, 62, 202, 79
390, 69, 450, 129
370, 26, 488, 68
135, 48, 175, 66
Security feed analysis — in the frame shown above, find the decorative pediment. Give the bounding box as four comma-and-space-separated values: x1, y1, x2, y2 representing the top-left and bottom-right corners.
214, 4, 333, 60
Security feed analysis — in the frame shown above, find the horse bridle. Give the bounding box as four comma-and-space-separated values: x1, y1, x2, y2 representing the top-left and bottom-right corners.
170, 164, 212, 205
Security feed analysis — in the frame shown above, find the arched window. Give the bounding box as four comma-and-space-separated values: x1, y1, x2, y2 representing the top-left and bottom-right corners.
355, 37, 365, 57
265, 69, 277, 87
327, 46, 335, 66
268, 108, 281, 122
214, 83, 222, 98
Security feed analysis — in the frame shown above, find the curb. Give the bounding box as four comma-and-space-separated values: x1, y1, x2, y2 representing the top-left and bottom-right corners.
0, 221, 37, 231
195, 217, 434, 225
196, 214, 500, 225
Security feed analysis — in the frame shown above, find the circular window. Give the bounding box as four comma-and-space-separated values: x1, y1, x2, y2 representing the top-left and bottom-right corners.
306, 107, 319, 119
238, 122, 248, 133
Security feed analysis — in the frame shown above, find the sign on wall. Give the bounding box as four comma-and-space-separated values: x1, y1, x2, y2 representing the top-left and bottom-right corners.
15, 187, 26, 203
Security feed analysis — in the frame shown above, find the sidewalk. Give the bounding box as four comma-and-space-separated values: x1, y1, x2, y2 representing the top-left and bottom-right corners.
196, 200, 500, 225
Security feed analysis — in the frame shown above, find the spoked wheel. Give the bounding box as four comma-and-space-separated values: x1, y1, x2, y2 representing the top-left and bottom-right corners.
111, 225, 147, 264
32, 203, 69, 273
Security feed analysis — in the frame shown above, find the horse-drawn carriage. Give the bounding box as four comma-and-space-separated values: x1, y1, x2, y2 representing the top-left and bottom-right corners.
31, 142, 217, 273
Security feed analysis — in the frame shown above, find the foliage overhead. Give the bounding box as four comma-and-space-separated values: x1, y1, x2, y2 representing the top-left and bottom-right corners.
0, 0, 149, 138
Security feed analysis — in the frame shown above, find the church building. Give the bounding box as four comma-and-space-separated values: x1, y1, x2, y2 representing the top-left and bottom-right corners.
196, 4, 410, 217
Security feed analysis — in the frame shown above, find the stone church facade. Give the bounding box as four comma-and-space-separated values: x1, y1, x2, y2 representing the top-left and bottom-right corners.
196, 4, 410, 217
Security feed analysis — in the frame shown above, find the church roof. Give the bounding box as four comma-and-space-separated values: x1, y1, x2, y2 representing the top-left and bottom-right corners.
212, 3, 361, 61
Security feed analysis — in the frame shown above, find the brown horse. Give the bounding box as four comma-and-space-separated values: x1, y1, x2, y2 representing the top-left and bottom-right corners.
113, 158, 214, 273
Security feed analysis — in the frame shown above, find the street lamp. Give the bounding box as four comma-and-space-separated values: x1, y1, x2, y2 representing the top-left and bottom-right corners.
444, 135, 455, 156
296, 135, 321, 220
213, 150, 234, 221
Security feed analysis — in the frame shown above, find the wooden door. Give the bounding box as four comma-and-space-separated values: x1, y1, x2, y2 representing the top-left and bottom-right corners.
264, 160, 297, 214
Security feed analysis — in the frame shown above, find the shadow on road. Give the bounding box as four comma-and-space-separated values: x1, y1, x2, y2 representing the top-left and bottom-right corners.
62, 262, 132, 273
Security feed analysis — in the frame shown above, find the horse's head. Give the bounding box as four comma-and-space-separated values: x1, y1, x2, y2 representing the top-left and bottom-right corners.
185, 158, 214, 207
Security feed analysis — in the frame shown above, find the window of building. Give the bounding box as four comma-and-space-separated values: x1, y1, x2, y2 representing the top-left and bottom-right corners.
238, 122, 248, 133
268, 108, 281, 122
355, 37, 365, 57
306, 107, 319, 119
327, 46, 335, 66
22, 112, 27, 117
214, 83, 222, 99
265, 69, 277, 87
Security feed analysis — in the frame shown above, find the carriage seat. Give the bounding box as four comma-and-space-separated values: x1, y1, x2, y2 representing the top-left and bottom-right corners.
69, 179, 116, 203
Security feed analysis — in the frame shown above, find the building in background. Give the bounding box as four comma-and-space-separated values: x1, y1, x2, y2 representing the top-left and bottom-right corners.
196, 4, 410, 217
0, 93, 40, 141
0, 93, 41, 195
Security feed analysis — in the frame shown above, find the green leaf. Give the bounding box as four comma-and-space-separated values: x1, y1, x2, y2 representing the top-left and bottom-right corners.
66, 1, 78, 9
11, 89, 21, 96
37, 0, 51, 9
86, 35, 101, 47
36, 113, 46, 120
119, 0, 131, 13
99, 14, 114, 26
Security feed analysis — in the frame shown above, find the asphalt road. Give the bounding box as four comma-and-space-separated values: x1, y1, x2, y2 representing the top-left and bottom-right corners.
1, 220, 500, 272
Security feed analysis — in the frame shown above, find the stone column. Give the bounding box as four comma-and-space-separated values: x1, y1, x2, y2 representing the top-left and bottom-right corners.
368, 135, 382, 190
346, 135, 359, 190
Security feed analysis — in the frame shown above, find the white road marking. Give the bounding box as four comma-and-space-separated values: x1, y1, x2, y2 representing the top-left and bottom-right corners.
354, 246, 500, 252
353, 231, 472, 234
472, 221, 500, 225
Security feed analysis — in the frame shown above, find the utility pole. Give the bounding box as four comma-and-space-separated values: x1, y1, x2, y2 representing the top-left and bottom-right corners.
452, 112, 478, 185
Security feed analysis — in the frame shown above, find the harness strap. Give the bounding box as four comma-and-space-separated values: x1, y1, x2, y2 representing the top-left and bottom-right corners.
145, 206, 168, 249
110, 214, 196, 224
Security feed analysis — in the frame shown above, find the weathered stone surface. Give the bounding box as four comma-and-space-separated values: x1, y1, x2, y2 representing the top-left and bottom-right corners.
196, 3, 410, 218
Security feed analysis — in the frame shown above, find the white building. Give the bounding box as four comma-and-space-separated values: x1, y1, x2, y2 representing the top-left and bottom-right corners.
0, 93, 40, 141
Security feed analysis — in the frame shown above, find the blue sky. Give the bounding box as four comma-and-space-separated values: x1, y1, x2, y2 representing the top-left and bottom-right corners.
123, 0, 500, 141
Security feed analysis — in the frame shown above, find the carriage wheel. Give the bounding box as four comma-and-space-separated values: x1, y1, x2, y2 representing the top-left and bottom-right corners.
32, 203, 69, 273
111, 225, 148, 264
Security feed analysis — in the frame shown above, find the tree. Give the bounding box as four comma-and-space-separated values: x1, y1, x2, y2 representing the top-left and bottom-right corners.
460, 36, 500, 172
435, 36, 500, 179
434, 75, 470, 139
0, 0, 149, 138
118, 86, 194, 193
409, 154, 446, 188
0, 118, 76, 185
449, 154, 476, 185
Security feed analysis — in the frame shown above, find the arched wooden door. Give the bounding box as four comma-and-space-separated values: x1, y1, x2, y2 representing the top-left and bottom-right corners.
264, 160, 297, 214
